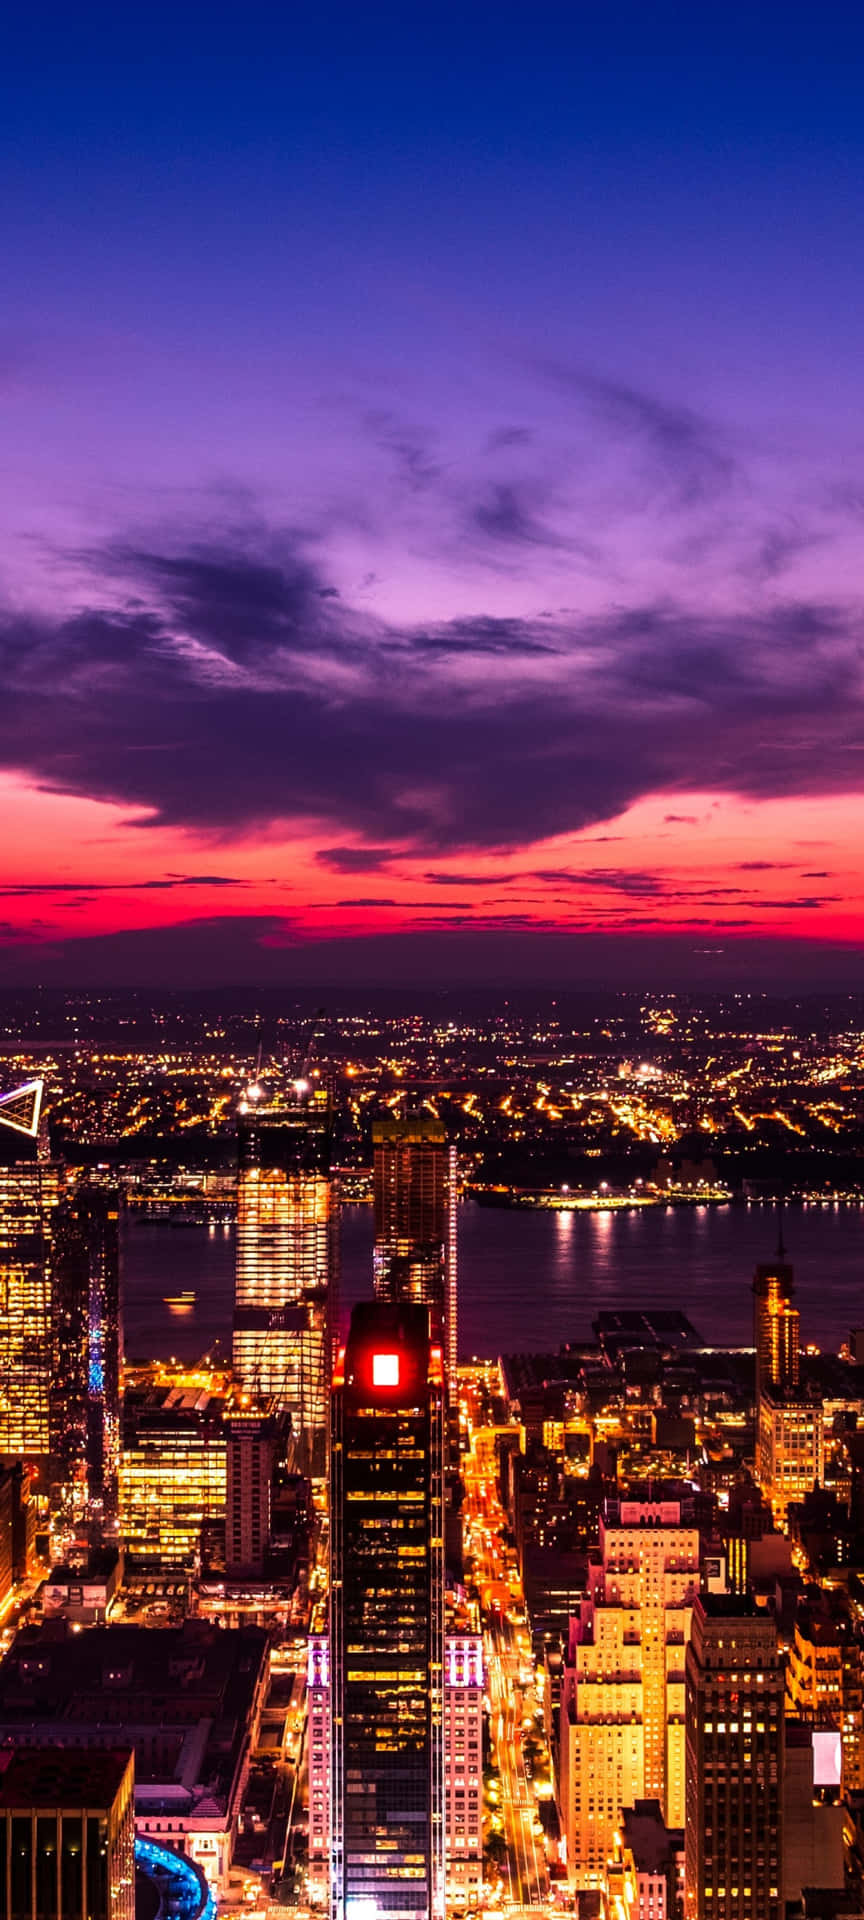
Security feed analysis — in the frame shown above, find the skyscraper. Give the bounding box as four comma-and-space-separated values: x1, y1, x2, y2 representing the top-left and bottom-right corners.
559, 1497, 700, 1890
684, 1594, 784, 1920
0, 1081, 62, 1463
52, 1182, 122, 1533
372, 1115, 457, 1381
752, 1244, 799, 1401
233, 1084, 336, 1473
752, 1239, 822, 1528
330, 1301, 445, 1920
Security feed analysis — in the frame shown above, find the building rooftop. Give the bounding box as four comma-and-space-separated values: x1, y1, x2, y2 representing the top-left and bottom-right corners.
0, 1621, 267, 1824
0, 1745, 132, 1809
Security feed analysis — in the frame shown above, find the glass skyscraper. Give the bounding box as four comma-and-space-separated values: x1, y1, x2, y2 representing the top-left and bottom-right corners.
0, 1081, 62, 1463
372, 1115, 457, 1381
330, 1301, 445, 1920
233, 1085, 336, 1474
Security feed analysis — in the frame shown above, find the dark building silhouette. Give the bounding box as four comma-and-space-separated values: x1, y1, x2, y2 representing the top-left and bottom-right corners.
685, 1594, 784, 1920
372, 1114, 457, 1380
0, 1746, 135, 1920
52, 1184, 122, 1532
330, 1301, 445, 1920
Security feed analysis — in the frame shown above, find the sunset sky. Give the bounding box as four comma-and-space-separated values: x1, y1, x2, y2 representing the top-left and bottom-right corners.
3, 4, 864, 985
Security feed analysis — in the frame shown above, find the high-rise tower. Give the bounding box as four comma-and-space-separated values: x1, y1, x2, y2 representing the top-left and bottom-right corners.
372, 1115, 457, 1381
559, 1497, 700, 1890
330, 1301, 445, 1920
685, 1594, 784, 1920
753, 1238, 799, 1401
233, 1084, 336, 1473
52, 1182, 122, 1532
0, 1082, 62, 1464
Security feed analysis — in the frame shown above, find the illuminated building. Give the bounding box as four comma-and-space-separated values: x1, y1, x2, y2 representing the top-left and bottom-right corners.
753, 1244, 799, 1400
372, 1116, 457, 1381
756, 1392, 824, 1530
606, 1801, 684, 1920
52, 1183, 122, 1533
444, 1636, 483, 1908
120, 1385, 226, 1567
0, 1746, 135, 1920
224, 1404, 285, 1576
558, 1498, 699, 1890
684, 1595, 783, 1920
0, 1081, 62, 1462
307, 1634, 330, 1906
233, 1086, 336, 1472
330, 1302, 445, 1920
786, 1592, 864, 1790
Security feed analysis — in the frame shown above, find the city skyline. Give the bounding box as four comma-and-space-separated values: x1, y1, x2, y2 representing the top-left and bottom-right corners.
2, 8, 864, 982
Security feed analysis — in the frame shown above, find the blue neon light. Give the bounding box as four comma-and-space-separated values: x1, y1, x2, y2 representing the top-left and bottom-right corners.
134, 1836, 215, 1920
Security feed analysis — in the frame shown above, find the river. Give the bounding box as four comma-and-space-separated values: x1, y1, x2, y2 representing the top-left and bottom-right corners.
121, 1199, 864, 1364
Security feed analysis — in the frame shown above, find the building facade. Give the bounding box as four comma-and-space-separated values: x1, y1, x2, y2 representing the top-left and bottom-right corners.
120, 1386, 226, 1566
0, 1746, 135, 1920
444, 1636, 483, 1908
558, 1498, 699, 1890
372, 1117, 457, 1380
756, 1392, 824, 1530
330, 1302, 445, 1920
684, 1595, 784, 1920
0, 1082, 62, 1463
233, 1088, 335, 1473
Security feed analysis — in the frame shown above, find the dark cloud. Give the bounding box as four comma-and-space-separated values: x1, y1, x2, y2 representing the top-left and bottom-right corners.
737, 860, 793, 871
537, 364, 735, 504
664, 813, 698, 824
423, 871, 518, 886
472, 483, 563, 547
0, 874, 244, 894
316, 847, 396, 874
3, 533, 864, 860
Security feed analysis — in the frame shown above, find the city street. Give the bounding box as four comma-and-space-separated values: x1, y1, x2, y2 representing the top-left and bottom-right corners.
460, 1370, 552, 1913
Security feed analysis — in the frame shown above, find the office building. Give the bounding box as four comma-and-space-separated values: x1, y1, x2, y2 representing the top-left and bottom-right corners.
0, 1747, 135, 1920
756, 1392, 824, 1530
558, 1497, 699, 1890
372, 1116, 457, 1380
786, 1590, 864, 1791
782, 1722, 844, 1910
444, 1636, 484, 1908
307, 1634, 330, 1907
233, 1086, 336, 1472
684, 1594, 784, 1920
753, 1247, 799, 1401
225, 1403, 285, 1577
330, 1302, 445, 1920
52, 1183, 122, 1531
120, 1384, 226, 1567
0, 1620, 268, 1892
0, 1081, 62, 1462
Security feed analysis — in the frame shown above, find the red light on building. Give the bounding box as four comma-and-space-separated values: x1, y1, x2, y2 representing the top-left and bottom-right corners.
428, 1345, 444, 1386
372, 1352, 400, 1387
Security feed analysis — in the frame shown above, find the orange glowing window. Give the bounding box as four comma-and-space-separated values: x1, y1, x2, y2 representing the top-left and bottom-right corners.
373, 1352, 400, 1387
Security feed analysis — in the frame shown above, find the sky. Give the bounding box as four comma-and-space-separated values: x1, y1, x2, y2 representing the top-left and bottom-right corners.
2, 2, 864, 987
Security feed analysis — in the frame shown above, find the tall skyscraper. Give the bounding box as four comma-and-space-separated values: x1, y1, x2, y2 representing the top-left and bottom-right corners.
233, 1084, 336, 1473
684, 1594, 784, 1920
753, 1243, 799, 1401
330, 1301, 445, 1920
752, 1239, 822, 1528
559, 1497, 700, 1890
372, 1115, 457, 1381
52, 1183, 122, 1533
225, 1403, 285, 1576
0, 1081, 62, 1463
